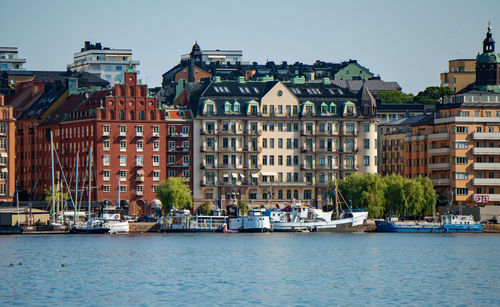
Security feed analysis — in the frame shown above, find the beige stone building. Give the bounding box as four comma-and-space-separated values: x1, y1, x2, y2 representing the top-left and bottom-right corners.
192, 77, 378, 210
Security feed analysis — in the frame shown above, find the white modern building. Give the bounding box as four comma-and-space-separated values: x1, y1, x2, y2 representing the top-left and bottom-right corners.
181, 42, 243, 65
67, 41, 140, 85
0, 47, 26, 70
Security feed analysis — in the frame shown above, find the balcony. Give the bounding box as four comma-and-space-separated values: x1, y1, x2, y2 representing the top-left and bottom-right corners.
428, 133, 450, 141
472, 147, 500, 155
103, 131, 110, 137
244, 129, 261, 136
119, 131, 127, 137
428, 148, 451, 155
152, 132, 160, 138
301, 146, 314, 153
432, 178, 451, 186
136, 131, 143, 137
301, 129, 314, 136
342, 131, 358, 137
472, 163, 500, 170
472, 178, 500, 186
136, 190, 144, 196
136, 161, 144, 167
136, 175, 144, 182
472, 132, 500, 140
200, 128, 216, 135
428, 163, 451, 170
243, 146, 261, 152
472, 194, 500, 202
343, 147, 359, 153
200, 145, 216, 152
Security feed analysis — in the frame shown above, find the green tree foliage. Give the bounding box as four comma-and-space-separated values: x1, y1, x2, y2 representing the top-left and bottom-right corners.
334, 174, 437, 218
43, 186, 69, 202
238, 199, 249, 216
198, 201, 212, 216
414, 86, 455, 104
156, 177, 192, 214
375, 91, 414, 104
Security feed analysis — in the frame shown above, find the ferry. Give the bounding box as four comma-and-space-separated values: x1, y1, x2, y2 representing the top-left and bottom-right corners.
375, 214, 483, 233
228, 209, 271, 232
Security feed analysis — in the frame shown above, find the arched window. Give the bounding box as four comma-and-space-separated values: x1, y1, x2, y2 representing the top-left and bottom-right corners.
119, 110, 125, 120
110, 110, 115, 120
129, 86, 134, 96
101, 110, 107, 119
130, 110, 135, 120
150, 111, 155, 120
2, 111, 7, 119
139, 111, 145, 120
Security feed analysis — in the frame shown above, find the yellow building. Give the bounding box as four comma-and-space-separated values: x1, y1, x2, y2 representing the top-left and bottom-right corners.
440, 59, 476, 93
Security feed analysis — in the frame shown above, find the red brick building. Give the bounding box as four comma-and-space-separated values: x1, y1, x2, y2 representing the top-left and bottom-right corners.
34, 69, 193, 215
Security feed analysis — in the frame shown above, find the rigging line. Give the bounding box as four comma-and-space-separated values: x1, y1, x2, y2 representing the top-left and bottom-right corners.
53, 144, 76, 210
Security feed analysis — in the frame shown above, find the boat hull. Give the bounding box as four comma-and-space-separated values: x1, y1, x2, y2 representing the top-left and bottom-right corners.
70, 226, 109, 234
228, 216, 271, 232
375, 221, 483, 233
106, 221, 129, 234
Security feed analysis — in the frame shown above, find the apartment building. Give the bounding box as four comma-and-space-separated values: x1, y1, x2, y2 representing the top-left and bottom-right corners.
440, 59, 476, 93
0, 47, 26, 70
192, 77, 378, 210
0, 95, 15, 202
68, 41, 139, 85
403, 24, 500, 207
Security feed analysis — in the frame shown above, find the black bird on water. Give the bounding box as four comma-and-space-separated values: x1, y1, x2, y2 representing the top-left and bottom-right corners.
9, 262, 14, 267
18, 262, 23, 266
61, 264, 67, 267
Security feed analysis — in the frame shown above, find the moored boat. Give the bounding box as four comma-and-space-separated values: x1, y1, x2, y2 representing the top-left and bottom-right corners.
228, 209, 271, 232
375, 214, 483, 233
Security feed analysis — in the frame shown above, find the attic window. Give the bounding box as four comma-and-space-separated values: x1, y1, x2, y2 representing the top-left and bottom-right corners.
239, 87, 245, 93
214, 87, 220, 93
233, 102, 240, 113
224, 102, 232, 113
253, 87, 259, 94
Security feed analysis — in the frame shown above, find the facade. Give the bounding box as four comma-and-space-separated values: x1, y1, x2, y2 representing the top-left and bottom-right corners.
0, 95, 15, 202
192, 77, 378, 210
68, 41, 139, 85
440, 59, 476, 93
180, 42, 243, 65
0, 47, 26, 70
403, 24, 500, 207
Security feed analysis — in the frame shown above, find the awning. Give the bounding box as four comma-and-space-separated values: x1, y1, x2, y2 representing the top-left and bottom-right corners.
151, 199, 162, 209
231, 173, 238, 179
223, 173, 229, 178
1, 168, 7, 173
261, 171, 276, 177
251, 173, 259, 178
0, 152, 7, 158
136, 169, 145, 175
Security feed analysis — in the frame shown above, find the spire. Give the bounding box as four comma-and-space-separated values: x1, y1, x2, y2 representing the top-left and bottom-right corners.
483, 21, 495, 53
127, 60, 135, 73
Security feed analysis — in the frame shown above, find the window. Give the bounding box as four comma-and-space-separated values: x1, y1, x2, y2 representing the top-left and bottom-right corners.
454, 126, 468, 133
263, 138, 267, 148
120, 155, 127, 166
103, 155, 110, 166
454, 172, 468, 180
182, 126, 189, 135
453, 141, 468, 149
136, 185, 144, 194
153, 171, 160, 181
119, 170, 127, 181
119, 125, 127, 135
153, 155, 160, 166
269, 156, 275, 166
278, 138, 283, 149
363, 156, 370, 166
120, 140, 127, 152
137, 140, 143, 152
103, 185, 110, 193
136, 125, 143, 136
153, 140, 160, 151
453, 157, 468, 164
137, 155, 144, 166
120, 185, 127, 193
153, 126, 160, 136
103, 125, 110, 136
183, 156, 189, 165
103, 140, 110, 151
103, 170, 110, 181
455, 188, 468, 195
304, 190, 312, 200
363, 139, 370, 149
169, 141, 175, 150
363, 123, 370, 133
168, 170, 175, 177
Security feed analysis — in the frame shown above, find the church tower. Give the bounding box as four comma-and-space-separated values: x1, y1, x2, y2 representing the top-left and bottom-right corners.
476, 22, 500, 87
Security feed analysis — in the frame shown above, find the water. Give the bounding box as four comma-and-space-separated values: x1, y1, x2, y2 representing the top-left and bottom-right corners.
1, 233, 499, 306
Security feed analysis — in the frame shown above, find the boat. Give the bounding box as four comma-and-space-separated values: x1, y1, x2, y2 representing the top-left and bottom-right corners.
270, 204, 368, 232
227, 209, 271, 232
375, 214, 483, 233
102, 206, 129, 234
269, 178, 368, 232
71, 219, 109, 234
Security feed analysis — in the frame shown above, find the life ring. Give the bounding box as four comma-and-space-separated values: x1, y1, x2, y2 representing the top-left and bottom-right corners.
114, 214, 119, 219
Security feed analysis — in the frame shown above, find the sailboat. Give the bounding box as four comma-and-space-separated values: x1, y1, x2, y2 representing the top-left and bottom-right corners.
270, 178, 368, 232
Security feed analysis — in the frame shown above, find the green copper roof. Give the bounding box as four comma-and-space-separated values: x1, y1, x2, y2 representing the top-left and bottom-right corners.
127, 61, 135, 73
477, 52, 500, 64
477, 84, 500, 93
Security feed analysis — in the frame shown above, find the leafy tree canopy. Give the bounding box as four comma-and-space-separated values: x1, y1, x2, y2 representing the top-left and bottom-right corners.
156, 177, 192, 214
414, 86, 455, 104
375, 91, 414, 104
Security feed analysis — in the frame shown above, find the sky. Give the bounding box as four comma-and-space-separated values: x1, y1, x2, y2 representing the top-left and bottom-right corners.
1, 0, 499, 94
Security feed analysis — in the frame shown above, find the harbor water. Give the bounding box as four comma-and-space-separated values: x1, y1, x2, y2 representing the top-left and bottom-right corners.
1, 233, 499, 306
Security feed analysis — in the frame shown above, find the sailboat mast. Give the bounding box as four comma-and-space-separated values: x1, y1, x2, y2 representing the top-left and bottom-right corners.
88, 146, 92, 220
74, 152, 78, 223
335, 177, 339, 219
50, 131, 56, 223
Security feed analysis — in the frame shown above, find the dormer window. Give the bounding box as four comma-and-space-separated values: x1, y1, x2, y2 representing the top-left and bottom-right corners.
233, 102, 240, 113
329, 103, 336, 114
207, 104, 215, 115
224, 102, 232, 114
306, 106, 313, 116
321, 102, 328, 115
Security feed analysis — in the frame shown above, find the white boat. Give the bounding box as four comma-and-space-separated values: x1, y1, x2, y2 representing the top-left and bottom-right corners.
102, 207, 129, 234
228, 209, 271, 232
270, 204, 367, 232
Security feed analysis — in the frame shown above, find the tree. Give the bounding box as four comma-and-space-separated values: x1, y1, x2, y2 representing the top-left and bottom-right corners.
414, 86, 454, 104
43, 186, 69, 202
375, 91, 414, 104
335, 174, 386, 218
156, 177, 192, 215
238, 199, 249, 216
415, 177, 436, 216
383, 174, 405, 216
198, 201, 212, 216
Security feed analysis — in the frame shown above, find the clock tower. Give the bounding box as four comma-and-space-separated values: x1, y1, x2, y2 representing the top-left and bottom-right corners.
476, 22, 500, 87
